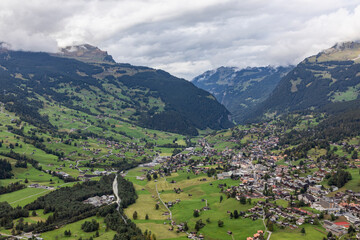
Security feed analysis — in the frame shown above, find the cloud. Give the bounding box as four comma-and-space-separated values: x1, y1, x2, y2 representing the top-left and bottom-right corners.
0, 0, 360, 79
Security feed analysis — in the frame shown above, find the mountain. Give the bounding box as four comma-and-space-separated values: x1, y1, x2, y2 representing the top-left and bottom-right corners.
251, 41, 360, 121
56, 44, 116, 63
192, 66, 293, 123
0, 44, 233, 135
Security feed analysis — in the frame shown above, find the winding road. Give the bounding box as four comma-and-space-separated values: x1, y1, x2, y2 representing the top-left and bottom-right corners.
113, 175, 127, 224
262, 208, 272, 240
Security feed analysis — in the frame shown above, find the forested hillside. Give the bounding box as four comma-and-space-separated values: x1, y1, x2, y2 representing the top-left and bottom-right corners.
250, 42, 360, 121
0, 45, 232, 135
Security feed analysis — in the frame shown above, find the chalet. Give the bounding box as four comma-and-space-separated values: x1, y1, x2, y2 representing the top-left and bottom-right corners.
298, 194, 316, 204
217, 171, 232, 179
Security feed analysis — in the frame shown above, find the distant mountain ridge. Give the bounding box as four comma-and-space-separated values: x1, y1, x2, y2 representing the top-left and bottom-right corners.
0, 44, 233, 135
192, 65, 293, 123
250, 41, 360, 121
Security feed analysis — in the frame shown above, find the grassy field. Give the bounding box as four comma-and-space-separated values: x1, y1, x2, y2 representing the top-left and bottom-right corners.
0, 187, 52, 207
271, 224, 326, 240
126, 167, 265, 240
40, 216, 116, 240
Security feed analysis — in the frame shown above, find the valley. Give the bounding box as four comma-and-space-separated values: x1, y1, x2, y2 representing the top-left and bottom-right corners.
1, 103, 360, 240
0, 42, 360, 240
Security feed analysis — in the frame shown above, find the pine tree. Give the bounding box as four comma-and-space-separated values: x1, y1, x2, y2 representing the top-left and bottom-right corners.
234, 210, 239, 219
218, 220, 224, 227
133, 211, 138, 220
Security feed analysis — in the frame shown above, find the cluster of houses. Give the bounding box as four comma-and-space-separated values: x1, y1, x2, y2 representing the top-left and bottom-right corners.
124, 121, 360, 239
83, 195, 115, 207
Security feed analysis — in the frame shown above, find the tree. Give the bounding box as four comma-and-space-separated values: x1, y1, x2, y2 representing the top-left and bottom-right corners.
240, 196, 246, 205
153, 172, 158, 179
64, 230, 71, 237
206, 218, 211, 223
145, 214, 149, 220
266, 220, 274, 232
133, 211, 138, 220
24, 178, 28, 183
146, 174, 151, 181
32, 210, 37, 216
328, 169, 352, 188
352, 151, 358, 160
301, 227, 305, 235
220, 195, 223, 203
194, 219, 205, 231
348, 225, 355, 234
81, 220, 99, 232
193, 210, 199, 218
155, 204, 159, 210
218, 220, 224, 227
184, 222, 189, 231
233, 210, 239, 219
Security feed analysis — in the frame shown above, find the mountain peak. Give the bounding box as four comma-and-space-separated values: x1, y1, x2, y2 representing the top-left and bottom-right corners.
57, 44, 115, 63
331, 41, 360, 51
308, 41, 360, 63
0, 42, 11, 52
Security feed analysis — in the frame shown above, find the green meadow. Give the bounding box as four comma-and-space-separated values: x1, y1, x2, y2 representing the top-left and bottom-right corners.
125, 167, 265, 240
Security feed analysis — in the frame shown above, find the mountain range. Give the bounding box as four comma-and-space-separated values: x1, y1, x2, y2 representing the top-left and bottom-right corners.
1, 41, 360, 135
0, 44, 233, 136
193, 41, 360, 123
192, 66, 293, 123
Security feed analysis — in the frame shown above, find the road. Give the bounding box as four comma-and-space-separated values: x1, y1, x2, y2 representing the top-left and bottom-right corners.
155, 182, 173, 224
75, 159, 89, 172
267, 231, 272, 240
113, 175, 127, 224
262, 208, 272, 240
0, 232, 23, 239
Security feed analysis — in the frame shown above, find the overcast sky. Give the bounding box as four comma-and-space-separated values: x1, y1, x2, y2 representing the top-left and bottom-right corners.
1, 0, 360, 79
